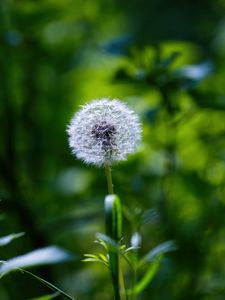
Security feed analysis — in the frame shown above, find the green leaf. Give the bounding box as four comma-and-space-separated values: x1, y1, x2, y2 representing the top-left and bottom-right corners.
94, 238, 108, 250
95, 234, 134, 269
0, 246, 72, 276
0, 232, 25, 247
104, 194, 122, 242
104, 194, 123, 300
130, 256, 162, 295
139, 240, 177, 267
83, 253, 108, 267
96, 233, 119, 251
128, 241, 177, 295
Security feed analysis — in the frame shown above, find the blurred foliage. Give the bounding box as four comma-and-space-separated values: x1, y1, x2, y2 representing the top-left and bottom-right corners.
1, 0, 225, 299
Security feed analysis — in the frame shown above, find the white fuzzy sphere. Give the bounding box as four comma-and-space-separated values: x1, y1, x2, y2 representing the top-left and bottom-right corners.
67, 98, 142, 167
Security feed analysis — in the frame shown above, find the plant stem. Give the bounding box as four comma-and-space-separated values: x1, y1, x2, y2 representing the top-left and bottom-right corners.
105, 163, 114, 194
104, 169, 127, 300
119, 264, 127, 300
130, 265, 137, 300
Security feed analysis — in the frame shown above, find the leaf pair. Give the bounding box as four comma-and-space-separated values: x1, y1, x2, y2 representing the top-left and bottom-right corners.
0, 233, 75, 300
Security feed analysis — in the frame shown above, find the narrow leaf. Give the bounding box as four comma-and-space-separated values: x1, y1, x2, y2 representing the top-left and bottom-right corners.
140, 240, 177, 267
105, 194, 122, 242
131, 256, 162, 295
104, 194, 123, 300
0, 246, 72, 276
96, 233, 118, 251
0, 232, 25, 247
20, 269, 76, 300
83, 254, 108, 267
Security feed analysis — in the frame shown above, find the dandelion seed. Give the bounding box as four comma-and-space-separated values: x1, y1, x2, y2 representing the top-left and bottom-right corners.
67, 98, 141, 167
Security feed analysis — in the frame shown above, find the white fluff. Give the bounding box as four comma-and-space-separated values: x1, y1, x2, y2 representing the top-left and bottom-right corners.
67, 98, 142, 167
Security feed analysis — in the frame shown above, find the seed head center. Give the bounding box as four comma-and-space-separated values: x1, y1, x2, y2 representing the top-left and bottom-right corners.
91, 121, 116, 149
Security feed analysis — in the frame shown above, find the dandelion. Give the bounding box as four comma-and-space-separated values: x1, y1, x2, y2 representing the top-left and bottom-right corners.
67, 99, 141, 299
67, 98, 141, 167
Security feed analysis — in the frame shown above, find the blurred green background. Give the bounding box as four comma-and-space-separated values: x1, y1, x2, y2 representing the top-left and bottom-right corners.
1, 0, 225, 299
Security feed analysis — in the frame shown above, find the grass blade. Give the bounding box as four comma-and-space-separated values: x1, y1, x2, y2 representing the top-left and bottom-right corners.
22, 269, 76, 300
0, 264, 76, 300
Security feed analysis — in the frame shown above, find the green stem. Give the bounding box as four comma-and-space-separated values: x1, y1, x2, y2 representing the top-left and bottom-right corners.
105, 164, 114, 194
104, 166, 126, 300
131, 264, 137, 300
119, 264, 127, 300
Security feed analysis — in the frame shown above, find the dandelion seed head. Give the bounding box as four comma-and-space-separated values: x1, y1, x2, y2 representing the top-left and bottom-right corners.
67, 98, 142, 167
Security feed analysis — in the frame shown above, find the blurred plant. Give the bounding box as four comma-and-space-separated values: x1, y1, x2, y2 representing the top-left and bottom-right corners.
1, 0, 225, 299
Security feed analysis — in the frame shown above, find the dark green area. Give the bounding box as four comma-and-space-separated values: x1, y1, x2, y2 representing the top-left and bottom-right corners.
1, 0, 225, 299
